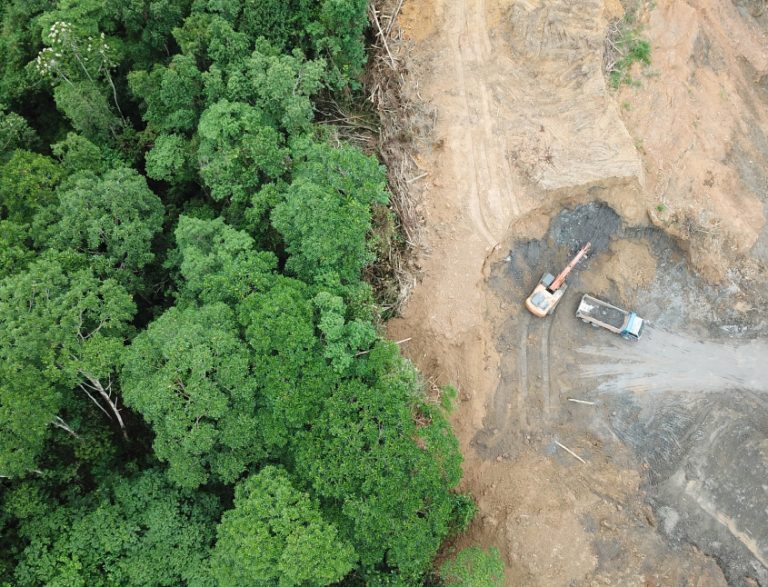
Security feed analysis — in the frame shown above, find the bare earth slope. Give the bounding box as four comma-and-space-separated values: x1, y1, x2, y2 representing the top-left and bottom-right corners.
619, 0, 768, 281
389, 0, 768, 584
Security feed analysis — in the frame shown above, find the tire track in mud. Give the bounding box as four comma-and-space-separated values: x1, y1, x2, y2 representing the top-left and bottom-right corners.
577, 329, 768, 395
682, 477, 768, 570
541, 316, 555, 420
451, 50, 498, 246
525, 313, 556, 428
483, 309, 557, 453
517, 315, 531, 433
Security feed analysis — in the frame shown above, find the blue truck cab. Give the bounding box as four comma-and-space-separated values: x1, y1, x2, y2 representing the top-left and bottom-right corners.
620, 311, 645, 340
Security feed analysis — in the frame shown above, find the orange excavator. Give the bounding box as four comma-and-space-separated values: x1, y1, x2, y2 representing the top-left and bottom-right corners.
525, 242, 591, 317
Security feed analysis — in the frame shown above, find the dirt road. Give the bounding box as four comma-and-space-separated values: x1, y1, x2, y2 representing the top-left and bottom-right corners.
388, 0, 768, 584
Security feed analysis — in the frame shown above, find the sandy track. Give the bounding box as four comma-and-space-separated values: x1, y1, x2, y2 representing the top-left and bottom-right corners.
390, 0, 643, 424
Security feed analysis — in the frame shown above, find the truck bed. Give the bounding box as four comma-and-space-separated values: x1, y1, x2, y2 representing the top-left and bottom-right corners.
576, 295, 627, 330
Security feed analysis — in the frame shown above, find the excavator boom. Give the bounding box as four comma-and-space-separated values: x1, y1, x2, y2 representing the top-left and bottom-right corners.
550, 242, 591, 291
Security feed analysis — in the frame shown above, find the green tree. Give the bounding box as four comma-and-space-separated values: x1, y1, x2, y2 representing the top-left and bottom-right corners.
439, 547, 505, 587
271, 141, 388, 285
0, 0, 471, 582
0, 150, 62, 224
207, 0, 369, 88
238, 276, 336, 449
313, 290, 376, 373
236, 0, 314, 52
36, 0, 116, 39
310, 0, 369, 87
11, 469, 219, 586
174, 215, 277, 306
0, 365, 58, 478
51, 167, 164, 282
293, 341, 463, 584
0, 254, 136, 388
53, 80, 122, 145
174, 216, 335, 449
121, 303, 263, 488
211, 466, 356, 587
210, 45, 324, 136
109, 0, 192, 67
145, 133, 195, 182
34, 21, 118, 89
197, 100, 288, 203
0, 0, 48, 103
172, 12, 250, 68
0, 220, 34, 279
52, 133, 113, 177
34, 20, 127, 143
0, 254, 135, 475
0, 108, 37, 156
128, 54, 204, 134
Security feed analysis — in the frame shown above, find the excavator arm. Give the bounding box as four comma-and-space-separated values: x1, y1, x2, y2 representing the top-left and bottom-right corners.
549, 242, 591, 291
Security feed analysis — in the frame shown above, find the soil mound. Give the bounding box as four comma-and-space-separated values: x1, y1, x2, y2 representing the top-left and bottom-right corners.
582, 239, 657, 302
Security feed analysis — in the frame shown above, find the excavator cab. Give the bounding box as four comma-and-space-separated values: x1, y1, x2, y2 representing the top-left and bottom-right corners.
524, 242, 591, 317
525, 276, 568, 317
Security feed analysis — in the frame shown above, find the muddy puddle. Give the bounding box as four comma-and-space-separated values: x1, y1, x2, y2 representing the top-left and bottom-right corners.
577, 328, 768, 395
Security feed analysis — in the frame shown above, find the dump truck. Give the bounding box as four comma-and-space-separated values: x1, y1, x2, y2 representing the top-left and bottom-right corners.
575, 294, 645, 340
525, 242, 591, 317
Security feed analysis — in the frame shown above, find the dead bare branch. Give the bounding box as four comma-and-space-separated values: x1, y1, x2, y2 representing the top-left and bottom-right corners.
369, 3, 397, 69
385, 0, 406, 35
78, 382, 114, 420
554, 440, 587, 464
53, 416, 80, 439
80, 371, 129, 440
362, 0, 436, 314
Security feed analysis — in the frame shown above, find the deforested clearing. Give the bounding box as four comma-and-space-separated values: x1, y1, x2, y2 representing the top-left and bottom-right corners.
387, 0, 768, 584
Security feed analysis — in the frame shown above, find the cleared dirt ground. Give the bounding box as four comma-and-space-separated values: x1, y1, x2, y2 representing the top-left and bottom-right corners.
386, 0, 768, 584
